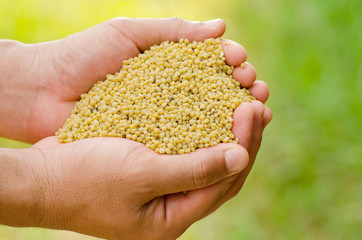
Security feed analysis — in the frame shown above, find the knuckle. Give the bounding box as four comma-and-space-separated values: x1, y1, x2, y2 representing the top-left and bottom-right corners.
168, 16, 185, 25
108, 16, 130, 24
192, 159, 212, 188
227, 185, 243, 199
216, 186, 228, 200
168, 17, 186, 38
252, 99, 264, 110
104, 17, 132, 35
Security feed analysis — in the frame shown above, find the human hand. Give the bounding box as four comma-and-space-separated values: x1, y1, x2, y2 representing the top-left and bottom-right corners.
19, 103, 262, 240
1, 100, 271, 240
0, 17, 269, 143
0, 19, 272, 238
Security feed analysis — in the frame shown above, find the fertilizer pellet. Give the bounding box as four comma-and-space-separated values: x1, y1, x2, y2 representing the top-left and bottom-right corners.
56, 38, 255, 154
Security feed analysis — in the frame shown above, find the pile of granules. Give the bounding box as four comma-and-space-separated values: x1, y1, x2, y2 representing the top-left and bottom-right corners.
56, 38, 255, 154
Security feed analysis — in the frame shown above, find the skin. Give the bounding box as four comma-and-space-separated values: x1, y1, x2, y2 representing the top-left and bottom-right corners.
0, 18, 272, 239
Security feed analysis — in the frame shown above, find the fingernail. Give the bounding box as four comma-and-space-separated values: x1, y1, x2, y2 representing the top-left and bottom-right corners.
205, 19, 222, 26
224, 148, 248, 175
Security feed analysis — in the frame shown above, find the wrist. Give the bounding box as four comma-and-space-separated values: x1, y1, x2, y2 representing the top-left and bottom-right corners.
0, 147, 46, 227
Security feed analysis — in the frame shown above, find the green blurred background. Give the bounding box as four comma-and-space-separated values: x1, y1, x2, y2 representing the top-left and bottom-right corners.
1, 0, 361, 239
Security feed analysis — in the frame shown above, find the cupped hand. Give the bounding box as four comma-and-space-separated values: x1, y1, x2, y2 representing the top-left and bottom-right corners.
1, 17, 273, 240
17, 17, 269, 143
28, 101, 263, 240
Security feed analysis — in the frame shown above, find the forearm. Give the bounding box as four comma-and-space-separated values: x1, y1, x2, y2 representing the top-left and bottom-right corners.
0, 40, 38, 142
0, 148, 45, 227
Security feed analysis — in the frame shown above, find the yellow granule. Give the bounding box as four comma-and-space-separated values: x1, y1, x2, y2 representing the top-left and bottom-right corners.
56, 38, 254, 154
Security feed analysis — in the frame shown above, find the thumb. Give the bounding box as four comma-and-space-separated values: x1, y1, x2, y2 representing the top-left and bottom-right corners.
108, 17, 226, 51
151, 143, 249, 196
55, 17, 225, 96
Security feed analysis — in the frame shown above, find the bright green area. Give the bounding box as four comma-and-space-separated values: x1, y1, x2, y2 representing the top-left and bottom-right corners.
1, 0, 361, 239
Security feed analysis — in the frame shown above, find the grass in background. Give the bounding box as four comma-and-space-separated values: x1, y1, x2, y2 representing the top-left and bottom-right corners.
1, 0, 361, 239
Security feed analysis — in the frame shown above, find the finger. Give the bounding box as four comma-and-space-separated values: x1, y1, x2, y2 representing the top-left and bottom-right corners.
150, 143, 249, 196
222, 101, 264, 199
198, 102, 260, 219
232, 102, 254, 149
232, 62, 257, 88
111, 17, 226, 51
221, 39, 247, 66
262, 106, 273, 128
200, 101, 265, 219
244, 101, 264, 161
249, 80, 270, 103
165, 173, 239, 229
229, 101, 264, 191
